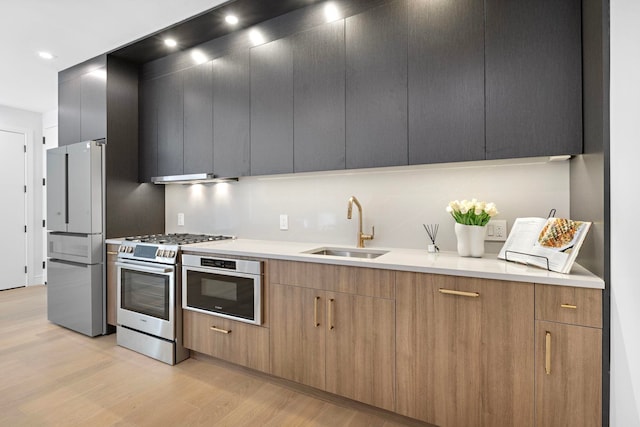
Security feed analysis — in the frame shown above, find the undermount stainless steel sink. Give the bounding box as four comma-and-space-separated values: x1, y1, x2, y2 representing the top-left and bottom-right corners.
305, 247, 388, 259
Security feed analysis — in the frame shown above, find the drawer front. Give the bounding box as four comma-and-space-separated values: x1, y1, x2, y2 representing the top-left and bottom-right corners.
535, 284, 602, 328
271, 260, 394, 299
183, 310, 269, 372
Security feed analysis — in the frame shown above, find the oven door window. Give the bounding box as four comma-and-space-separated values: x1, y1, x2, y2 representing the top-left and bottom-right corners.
186, 270, 255, 321
121, 269, 170, 320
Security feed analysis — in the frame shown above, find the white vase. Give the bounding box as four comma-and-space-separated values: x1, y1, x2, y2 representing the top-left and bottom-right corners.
454, 223, 486, 257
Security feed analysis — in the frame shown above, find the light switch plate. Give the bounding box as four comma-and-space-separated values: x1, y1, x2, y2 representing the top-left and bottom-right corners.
177, 213, 185, 226
485, 219, 507, 241
279, 214, 289, 231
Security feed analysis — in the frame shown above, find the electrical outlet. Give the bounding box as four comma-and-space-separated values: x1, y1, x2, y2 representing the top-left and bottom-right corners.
177, 213, 185, 226
279, 214, 289, 231
485, 219, 507, 241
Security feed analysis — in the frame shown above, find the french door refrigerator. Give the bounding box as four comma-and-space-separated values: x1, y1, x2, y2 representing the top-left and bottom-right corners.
46, 140, 105, 336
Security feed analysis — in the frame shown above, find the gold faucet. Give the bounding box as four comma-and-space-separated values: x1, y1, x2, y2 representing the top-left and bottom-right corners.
347, 196, 375, 248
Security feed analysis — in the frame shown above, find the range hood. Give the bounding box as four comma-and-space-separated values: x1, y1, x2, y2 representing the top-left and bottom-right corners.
151, 173, 239, 185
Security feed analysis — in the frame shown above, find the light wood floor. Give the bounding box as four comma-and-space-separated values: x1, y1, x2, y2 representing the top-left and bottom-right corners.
0, 285, 427, 427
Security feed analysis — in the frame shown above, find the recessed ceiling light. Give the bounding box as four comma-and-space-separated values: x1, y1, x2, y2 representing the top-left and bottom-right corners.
164, 38, 178, 48
225, 15, 239, 25
38, 51, 54, 60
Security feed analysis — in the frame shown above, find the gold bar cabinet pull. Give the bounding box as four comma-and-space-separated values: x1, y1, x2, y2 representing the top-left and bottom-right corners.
545, 331, 552, 375
328, 298, 335, 330
210, 326, 231, 334
438, 288, 480, 298
314, 296, 320, 327
561, 304, 577, 309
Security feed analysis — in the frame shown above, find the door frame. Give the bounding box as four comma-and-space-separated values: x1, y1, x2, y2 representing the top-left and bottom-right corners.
0, 125, 29, 288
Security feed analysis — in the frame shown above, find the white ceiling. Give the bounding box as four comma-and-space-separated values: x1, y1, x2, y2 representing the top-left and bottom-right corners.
0, 0, 228, 113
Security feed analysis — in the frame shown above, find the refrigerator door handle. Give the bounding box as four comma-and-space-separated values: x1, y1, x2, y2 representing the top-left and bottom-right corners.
48, 258, 89, 268
65, 152, 69, 225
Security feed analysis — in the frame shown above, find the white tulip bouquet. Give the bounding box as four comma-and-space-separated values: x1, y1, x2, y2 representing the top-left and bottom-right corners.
446, 199, 499, 226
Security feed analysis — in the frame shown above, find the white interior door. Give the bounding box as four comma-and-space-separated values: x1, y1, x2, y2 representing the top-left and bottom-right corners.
0, 129, 27, 290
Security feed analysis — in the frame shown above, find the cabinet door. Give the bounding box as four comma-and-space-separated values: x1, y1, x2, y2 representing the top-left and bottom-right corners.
485, 0, 582, 159
535, 321, 602, 427
408, 0, 484, 164
250, 38, 293, 176
58, 77, 81, 146
213, 52, 251, 178
270, 284, 325, 389
139, 78, 158, 182
293, 20, 345, 173
325, 292, 395, 411
156, 72, 184, 176
80, 69, 107, 141
396, 273, 534, 427
106, 244, 118, 326
345, 0, 407, 169
183, 61, 213, 175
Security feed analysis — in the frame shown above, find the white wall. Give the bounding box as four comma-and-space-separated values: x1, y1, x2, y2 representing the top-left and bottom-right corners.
0, 105, 43, 285
610, 0, 640, 425
166, 158, 570, 253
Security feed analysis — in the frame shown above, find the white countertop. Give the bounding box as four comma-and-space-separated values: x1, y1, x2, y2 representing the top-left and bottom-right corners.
178, 238, 604, 289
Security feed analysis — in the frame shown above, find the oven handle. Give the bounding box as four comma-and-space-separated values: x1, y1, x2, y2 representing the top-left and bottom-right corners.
116, 261, 174, 274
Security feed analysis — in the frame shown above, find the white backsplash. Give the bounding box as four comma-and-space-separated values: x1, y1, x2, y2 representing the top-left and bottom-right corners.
165, 158, 571, 253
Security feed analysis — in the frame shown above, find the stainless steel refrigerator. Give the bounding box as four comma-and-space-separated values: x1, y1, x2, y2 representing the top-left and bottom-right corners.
46, 140, 105, 337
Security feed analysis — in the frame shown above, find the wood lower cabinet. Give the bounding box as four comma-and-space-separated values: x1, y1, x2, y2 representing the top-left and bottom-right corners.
534, 284, 602, 427
106, 244, 118, 327
183, 309, 269, 373
396, 272, 535, 427
270, 261, 395, 411
270, 284, 326, 389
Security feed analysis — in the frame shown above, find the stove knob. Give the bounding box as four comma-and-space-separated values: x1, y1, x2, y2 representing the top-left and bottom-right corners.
127, 246, 134, 253
169, 250, 176, 257
155, 249, 162, 257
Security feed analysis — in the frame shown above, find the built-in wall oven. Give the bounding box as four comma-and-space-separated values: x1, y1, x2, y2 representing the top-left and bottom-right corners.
182, 254, 262, 325
115, 234, 233, 365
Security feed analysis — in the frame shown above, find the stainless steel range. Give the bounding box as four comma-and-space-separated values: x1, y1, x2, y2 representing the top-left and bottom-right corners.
115, 233, 233, 365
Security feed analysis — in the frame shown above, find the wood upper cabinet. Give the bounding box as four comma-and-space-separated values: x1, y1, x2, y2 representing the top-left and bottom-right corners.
59, 66, 106, 146
213, 52, 251, 178
485, 0, 582, 159
396, 272, 535, 427
80, 70, 107, 142
58, 77, 82, 146
250, 38, 294, 176
138, 77, 158, 182
106, 243, 118, 327
293, 19, 346, 173
270, 261, 395, 411
183, 61, 213, 175
156, 72, 184, 177
345, 0, 408, 169
534, 285, 602, 427
408, 0, 485, 164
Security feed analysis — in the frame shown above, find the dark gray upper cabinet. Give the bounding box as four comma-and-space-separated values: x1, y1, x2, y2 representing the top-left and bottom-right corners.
485, 0, 582, 159
138, 78, 158, 182
156, 72, 184, 176
58, 77, 81, 146
408, 0, 485, 164
293, 20, 346, 173
80, 71, 107, 142
345, 0, 408, 169
213, 52, 251, 178
183, 61, 214, 175
250, 38, 294, 176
